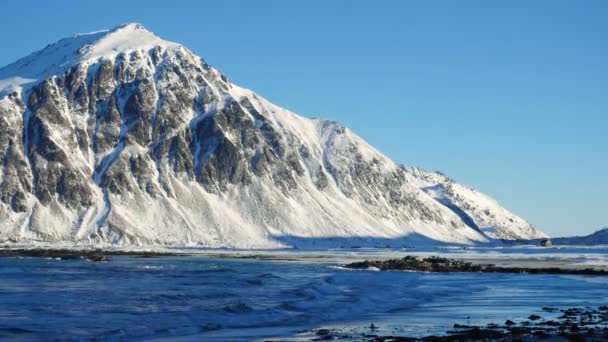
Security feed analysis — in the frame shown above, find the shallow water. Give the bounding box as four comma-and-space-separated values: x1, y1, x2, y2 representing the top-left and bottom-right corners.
0, 254, 607, 341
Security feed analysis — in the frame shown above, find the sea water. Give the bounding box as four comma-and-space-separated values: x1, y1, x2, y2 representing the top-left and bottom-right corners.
0, 253, 607, 340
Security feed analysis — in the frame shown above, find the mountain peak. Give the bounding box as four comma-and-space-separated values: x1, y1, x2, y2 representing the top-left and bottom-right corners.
74, 22, 150, 38
0, 22, 177, 97
81, 22, 174, 59
109, 22, 148, 32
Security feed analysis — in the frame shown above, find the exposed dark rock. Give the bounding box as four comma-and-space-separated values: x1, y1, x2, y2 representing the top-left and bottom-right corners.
344, 256, 608, 276
0, 248, 179, 261
310, 305, 608, 341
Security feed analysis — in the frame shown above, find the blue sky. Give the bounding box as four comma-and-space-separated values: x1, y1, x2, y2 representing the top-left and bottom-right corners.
1, 1, 606, 236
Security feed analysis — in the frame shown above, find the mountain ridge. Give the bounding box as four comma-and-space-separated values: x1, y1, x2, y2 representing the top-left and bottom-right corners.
0, 23, 547, 248
552, 227, 608, 246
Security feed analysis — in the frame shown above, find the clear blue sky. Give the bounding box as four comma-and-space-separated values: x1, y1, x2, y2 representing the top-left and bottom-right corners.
1, 1, 606, 236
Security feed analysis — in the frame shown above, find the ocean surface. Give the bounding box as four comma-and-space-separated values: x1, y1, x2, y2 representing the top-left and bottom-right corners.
1, 251, 607, 341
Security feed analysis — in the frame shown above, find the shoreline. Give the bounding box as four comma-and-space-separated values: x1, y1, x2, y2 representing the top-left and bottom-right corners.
292, 305, 608, 341
343, 256, 608, 275
0, 248, 183, 262
1, 245, 607, 270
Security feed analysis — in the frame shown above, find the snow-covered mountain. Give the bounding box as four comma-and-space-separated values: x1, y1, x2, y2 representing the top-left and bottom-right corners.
0, 23, 546, 248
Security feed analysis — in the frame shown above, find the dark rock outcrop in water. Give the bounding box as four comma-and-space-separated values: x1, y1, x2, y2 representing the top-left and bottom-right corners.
0, 248, 177, 262
344, 256, 608, 276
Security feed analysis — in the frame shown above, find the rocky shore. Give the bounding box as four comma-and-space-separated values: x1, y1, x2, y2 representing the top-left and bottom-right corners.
344, 256, 608, 276
296, 305, 608, 341
0, 248, 179, 262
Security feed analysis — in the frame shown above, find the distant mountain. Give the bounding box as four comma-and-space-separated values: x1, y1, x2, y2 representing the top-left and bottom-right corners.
552, 228, 608, 246
0, 23, 547, 248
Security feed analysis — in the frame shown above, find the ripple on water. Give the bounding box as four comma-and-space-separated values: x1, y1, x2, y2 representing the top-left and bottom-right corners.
0, 255, 607, 341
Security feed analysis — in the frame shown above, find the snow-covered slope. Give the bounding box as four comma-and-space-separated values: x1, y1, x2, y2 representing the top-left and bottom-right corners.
402, 167, 547, 240
0, 23, 545, 248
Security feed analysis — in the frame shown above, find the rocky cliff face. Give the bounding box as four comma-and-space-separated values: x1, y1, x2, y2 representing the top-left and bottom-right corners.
0, 23, 546, 247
